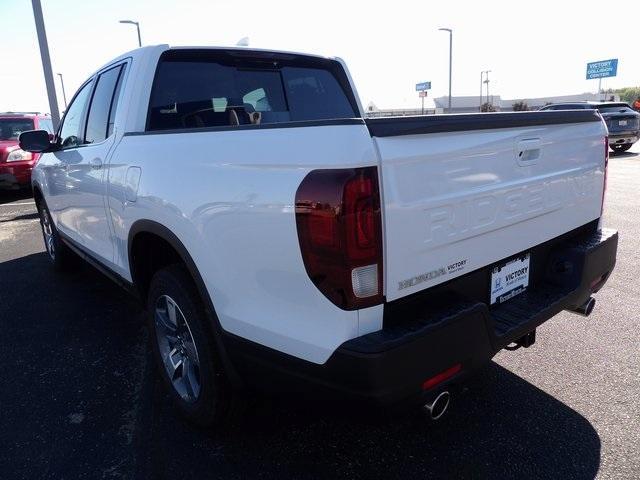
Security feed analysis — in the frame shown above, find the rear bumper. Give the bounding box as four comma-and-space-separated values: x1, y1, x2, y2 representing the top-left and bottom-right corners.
225, 227, 618, 406
608, 132, 639, 145
0, 162, 33, 189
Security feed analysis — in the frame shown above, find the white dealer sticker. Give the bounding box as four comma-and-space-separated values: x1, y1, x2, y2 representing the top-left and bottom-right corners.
490, 254, 530, 305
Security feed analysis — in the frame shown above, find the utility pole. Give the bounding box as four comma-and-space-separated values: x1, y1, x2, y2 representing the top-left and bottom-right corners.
485, 71, 491, 108
480, 71, 484, 111
31, 0, 60, 129
479, 70, 491, 111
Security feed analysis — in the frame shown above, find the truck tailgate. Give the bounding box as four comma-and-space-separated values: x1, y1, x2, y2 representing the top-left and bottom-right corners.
367, 111, 606, 302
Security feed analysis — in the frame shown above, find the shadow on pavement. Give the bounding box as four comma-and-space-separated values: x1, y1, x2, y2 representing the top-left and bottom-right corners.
147, 356, 601, 479
0, 252, 602, 480
610, 150, 637, 158
0, 211, 39, 222
0, 188, 32, 205
0, 252, 146, 480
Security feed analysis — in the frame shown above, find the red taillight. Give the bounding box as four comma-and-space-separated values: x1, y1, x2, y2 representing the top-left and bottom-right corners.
345, 175, 376, 260
601, 136, 609, 215
295, 167, 383, 310
422, 364, 462, 391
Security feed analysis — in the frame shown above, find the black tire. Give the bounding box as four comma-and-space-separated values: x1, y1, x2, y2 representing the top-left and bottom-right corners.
611, 143, 632, 153
36, 199, 78, 271
147, 264, 239, 428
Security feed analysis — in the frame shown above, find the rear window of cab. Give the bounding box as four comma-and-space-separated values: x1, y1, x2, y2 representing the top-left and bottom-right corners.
146, 50, 358, 131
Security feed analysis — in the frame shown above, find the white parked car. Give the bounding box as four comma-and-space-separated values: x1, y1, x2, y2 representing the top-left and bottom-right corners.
21, 45, 618, 426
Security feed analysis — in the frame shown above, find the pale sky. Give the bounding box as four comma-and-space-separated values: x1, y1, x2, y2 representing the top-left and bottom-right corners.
2, 0, 639, 113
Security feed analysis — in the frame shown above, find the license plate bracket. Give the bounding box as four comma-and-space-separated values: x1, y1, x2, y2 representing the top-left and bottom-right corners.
490, 253, 530, 305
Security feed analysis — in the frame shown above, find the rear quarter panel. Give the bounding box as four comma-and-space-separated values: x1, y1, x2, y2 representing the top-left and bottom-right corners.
107, 123, 382, 363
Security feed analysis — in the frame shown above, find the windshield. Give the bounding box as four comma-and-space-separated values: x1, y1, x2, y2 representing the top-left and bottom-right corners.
0, 118, 35, 140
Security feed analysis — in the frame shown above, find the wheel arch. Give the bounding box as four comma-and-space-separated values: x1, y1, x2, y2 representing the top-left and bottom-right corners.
32, 182, 44, 206
128, 219, 243, 387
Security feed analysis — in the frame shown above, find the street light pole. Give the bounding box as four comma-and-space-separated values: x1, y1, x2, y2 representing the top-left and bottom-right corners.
480, 71, 484, 111
439, 28, 453, 113
57, 73, 67, 109
481, 70, 491, 111
119, 20, 142, 47
486, 71, 490, 107
30, 0, 60, 129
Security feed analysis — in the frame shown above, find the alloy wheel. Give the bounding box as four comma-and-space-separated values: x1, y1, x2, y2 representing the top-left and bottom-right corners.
40, 207, 55, 261
154, 295, 202, 403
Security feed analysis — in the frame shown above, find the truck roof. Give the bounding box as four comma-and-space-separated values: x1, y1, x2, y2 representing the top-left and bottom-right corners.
169, 45, 329, 59
92, 44, 335, 78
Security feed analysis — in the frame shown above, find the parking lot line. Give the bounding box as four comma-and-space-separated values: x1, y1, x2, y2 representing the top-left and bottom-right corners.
0, 201, 35, 206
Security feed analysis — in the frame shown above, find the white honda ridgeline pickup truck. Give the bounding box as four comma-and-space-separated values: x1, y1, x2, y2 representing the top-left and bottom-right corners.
20, 45, 617, 425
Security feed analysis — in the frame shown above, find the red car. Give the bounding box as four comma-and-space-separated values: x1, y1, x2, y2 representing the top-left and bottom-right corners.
0, 112, 54, 190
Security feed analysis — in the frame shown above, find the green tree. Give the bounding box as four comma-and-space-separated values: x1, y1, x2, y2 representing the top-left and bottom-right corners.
614, 87, 640, 104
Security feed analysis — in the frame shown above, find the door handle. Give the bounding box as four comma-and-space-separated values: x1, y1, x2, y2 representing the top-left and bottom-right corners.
515, 138, 542, 165
90, 157, 103, 170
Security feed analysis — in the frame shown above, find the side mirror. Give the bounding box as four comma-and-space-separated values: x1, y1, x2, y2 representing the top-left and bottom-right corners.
19, 129, 54, 153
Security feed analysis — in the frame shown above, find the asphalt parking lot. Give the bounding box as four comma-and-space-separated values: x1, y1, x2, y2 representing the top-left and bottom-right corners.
1, 146, 639, 480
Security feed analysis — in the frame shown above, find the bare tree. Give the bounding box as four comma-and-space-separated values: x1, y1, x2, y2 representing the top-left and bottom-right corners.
512, 100, 529, 111
481, 102, 497, 112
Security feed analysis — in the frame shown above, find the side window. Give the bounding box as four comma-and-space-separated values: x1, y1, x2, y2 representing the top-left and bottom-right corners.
107, 65, 126, 138
59, 80, 94, 149
85, 65, 124, 144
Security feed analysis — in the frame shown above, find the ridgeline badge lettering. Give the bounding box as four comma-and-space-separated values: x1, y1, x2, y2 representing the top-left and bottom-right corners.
398, 267, 446, 290
399, 258, 468, 290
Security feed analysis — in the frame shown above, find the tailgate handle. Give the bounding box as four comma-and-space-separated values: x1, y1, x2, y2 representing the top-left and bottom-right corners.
516, 138, 541, 165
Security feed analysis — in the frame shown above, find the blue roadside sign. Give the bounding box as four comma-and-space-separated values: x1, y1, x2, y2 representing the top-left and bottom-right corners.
586, 59, 618, 80
416, 81, 431, 91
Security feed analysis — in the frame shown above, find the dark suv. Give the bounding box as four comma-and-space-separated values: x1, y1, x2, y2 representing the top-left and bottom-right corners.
540, 102, 640, 153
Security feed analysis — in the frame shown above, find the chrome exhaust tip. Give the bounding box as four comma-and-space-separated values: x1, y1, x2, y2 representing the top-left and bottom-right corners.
423, 391, 451, 421
569, 297, 596, 317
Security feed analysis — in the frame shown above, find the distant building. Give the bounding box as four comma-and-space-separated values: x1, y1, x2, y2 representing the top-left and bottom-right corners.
433, 96, 499, 114
433, 92, 621, 113
366, 106, 438, 117
365, 92, 622, 117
